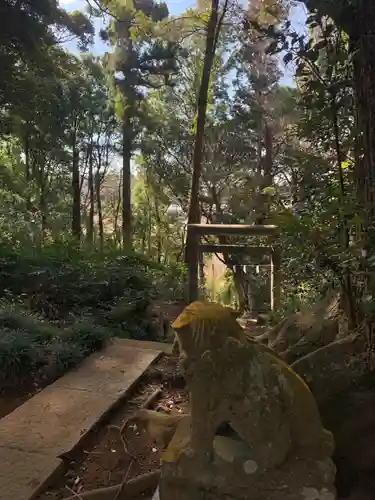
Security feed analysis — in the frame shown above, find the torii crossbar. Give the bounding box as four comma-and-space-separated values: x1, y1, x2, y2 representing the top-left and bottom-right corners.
186, 223, 281, 309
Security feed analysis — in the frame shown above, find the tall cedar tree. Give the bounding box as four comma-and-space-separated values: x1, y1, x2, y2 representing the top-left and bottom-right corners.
103, 0, 177, 250
186, 0, 229, 300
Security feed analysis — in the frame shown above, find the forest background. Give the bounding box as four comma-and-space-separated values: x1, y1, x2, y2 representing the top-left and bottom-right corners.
2, 0, 375, 381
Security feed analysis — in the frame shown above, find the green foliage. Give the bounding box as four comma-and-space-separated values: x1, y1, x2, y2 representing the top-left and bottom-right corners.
103, 0, 181, 132
132, 173, 187, 266
213, 269, 238, 308
0, 306, 115, 382
0, 242, 154, 320
42, 338, 86, 379
63, 321, 112, 353
0, 1, 94, 110
0, 308, 56, 343
0, 305, 104, 381
0, 328, 41, 380
2, 0, 374, 361
0, 232, 188, 384
268, 281, 322, 325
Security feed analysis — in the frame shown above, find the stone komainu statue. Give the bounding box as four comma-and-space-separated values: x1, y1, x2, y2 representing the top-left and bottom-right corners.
172, 301, 333, 468
161, 301, 336, 500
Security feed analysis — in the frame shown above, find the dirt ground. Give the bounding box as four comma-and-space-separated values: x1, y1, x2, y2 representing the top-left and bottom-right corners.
37, 355, 188, 500
0, 378, 42, 419
3, 352, 375, 500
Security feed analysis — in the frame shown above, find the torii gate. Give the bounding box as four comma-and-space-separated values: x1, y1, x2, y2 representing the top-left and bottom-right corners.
186, 223, 281, 310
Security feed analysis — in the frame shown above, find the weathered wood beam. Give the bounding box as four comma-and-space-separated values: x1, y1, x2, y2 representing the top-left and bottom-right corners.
188, 223, 279, 236
199, 244, 272, 257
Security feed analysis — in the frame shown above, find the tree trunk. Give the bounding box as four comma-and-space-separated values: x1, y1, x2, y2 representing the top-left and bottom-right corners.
94, 135, 106, 252
24, 130, 30, 181
39, 157, 47, 244
330, 96, 357, 327
351, 6, 375, 238
148, 208, 152, 257
210, 185, 255, 312
338, 3, 375, 314
144, 186, 152, 257
122, 120, 132, 251
24, 130, 32, 212
71, 120, 81, 242
87, 143, 95, 245
154, 194, 162, 263
95, 171, 104, 252
305, 2, 375, 252
199, 251, 205, 289
185, 0, 220, 301
114, 174, 122, 247
232, 266, 247, 313
186, 0, 219, 228
256, 122, 273, 224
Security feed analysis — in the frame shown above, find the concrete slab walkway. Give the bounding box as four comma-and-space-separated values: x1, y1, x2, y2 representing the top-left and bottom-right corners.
0, 339, 165, 500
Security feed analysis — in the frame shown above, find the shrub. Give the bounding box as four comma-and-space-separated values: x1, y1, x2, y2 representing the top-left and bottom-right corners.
0, 243, 154, 322
62, 321, 112, 353
0, 307, 111, 383
0, 328, 40, 379
42, 339, 86, 380
0, 241, 185, 383
0, 307, 57, 343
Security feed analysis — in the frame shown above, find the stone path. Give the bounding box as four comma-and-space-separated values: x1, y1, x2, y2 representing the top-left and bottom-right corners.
0, 339, 168, 500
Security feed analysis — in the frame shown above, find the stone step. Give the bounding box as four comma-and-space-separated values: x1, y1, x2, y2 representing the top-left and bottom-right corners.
0, 339, 164, 500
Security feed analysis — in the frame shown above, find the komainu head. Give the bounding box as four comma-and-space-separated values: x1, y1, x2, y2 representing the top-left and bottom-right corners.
172, 301, 244, 360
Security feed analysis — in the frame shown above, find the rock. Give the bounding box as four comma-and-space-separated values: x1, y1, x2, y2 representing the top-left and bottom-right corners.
259, 290, 343, 362
318, 380, 375, 499
291, 330, 373, 405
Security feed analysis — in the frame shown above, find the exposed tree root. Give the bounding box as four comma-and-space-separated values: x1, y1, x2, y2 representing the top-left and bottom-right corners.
105, 387, 163, 464
61, 387, 164, 500
63, 470, 160, 500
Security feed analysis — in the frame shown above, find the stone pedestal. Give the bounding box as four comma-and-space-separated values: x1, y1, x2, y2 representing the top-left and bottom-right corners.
159, 418, 337, 500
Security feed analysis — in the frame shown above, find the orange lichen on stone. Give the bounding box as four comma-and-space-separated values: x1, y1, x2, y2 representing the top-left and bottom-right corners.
171, 301, 246, 363
260, 347, 334, 456
161, 416, 192, 464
